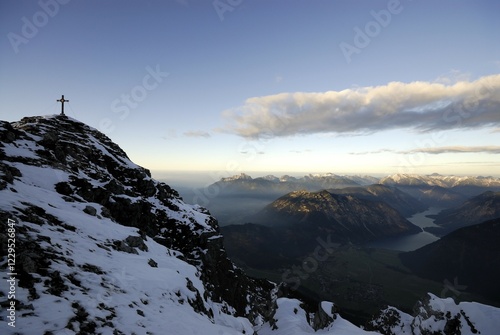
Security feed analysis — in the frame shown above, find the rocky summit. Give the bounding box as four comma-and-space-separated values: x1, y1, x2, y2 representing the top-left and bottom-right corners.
0, 115, 375, 334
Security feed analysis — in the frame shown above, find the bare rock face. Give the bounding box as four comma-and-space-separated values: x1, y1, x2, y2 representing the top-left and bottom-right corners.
312, 302, 338, 331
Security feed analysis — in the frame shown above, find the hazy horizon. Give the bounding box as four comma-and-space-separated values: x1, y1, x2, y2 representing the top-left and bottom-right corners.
152, 169, 500, 190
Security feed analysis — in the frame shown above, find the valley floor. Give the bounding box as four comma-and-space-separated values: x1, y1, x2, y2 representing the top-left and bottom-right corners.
228, 245, 490, 327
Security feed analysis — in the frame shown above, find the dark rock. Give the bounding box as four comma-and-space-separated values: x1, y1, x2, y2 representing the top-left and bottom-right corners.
55, 182, 72, 196
101, 207, 111, 218
18, 252, 39, 273
68, 302, 97, 334
0, 163, 22, 185
366, 306, 404, 335
112, 240, 137, 254
40, 131, 59, 148
104, 179, 125, 194
46, 271, 68, 296
148, 258, 158, 267
312, 302, 336, 331
0, 121, 20, 143
80, 263, 105, 275
125, 235, 148, 252
83, 205, 97, 216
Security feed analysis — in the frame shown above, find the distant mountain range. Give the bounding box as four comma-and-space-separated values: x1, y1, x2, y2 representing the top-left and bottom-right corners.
192, 173, 500, 226
379, 173, 500, 206
215, 172, 378, 195
380, 173, 500, 188
427, 191, 500, 235
216, 172, 500, 195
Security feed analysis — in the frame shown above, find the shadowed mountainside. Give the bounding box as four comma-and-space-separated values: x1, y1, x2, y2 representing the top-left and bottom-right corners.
400, 218, 500, 302
427, 191, 500, 235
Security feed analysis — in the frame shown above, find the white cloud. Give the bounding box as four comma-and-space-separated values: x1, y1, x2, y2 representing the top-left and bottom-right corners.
404, 146, 500, 155
222, 74, 500, 139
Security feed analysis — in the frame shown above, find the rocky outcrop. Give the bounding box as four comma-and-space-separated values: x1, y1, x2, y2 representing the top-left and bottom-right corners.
312, 302, 338, 331
367, 293, 499, 335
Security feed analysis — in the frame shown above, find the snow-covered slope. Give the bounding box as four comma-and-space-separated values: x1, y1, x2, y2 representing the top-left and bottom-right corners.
1, 187, 253, 334
368, 293, 500, 335
0, 115, 376, 334
257, 299, 380, 335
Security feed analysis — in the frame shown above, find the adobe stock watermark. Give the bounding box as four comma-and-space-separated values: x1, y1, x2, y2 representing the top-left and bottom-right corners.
281, 235, 340, 291
7, 0, 71, 54
397, 80, 495, 174
213, 0, 243, 21
339, 0, 405, 64
5, 218, 17, 328
99, 64, 169, 135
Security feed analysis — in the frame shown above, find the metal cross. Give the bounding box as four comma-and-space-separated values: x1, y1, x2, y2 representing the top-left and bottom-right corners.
57, 95, 69, 115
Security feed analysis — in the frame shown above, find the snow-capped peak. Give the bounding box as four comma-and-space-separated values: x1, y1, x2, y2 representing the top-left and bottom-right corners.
220, 173, 253, 182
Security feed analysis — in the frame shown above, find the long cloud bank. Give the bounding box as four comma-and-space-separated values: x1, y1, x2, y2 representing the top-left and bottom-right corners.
222, 74, 500, 138
350, 146, 500, 155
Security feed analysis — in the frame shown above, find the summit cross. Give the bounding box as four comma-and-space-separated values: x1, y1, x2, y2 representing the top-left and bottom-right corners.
57, 95, 69, 115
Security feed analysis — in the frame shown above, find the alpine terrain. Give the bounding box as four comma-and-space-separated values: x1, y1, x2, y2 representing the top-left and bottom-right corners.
221, 189, 420, 262
1, 115, 499, 335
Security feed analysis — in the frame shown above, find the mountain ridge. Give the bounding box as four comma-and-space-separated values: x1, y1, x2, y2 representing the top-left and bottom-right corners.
327, 184, 427, 217
216, 172, 500, 191
429, 191, 500, 235
253, 189, 421, 242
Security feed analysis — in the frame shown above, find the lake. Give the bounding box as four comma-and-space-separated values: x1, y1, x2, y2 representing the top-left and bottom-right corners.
365, 207, 443, 252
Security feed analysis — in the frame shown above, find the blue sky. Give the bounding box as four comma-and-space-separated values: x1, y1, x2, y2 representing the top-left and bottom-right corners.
1, 0, 499, 183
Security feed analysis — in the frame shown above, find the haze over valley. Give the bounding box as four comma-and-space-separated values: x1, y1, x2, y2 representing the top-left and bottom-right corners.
165, 171, 500, 323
